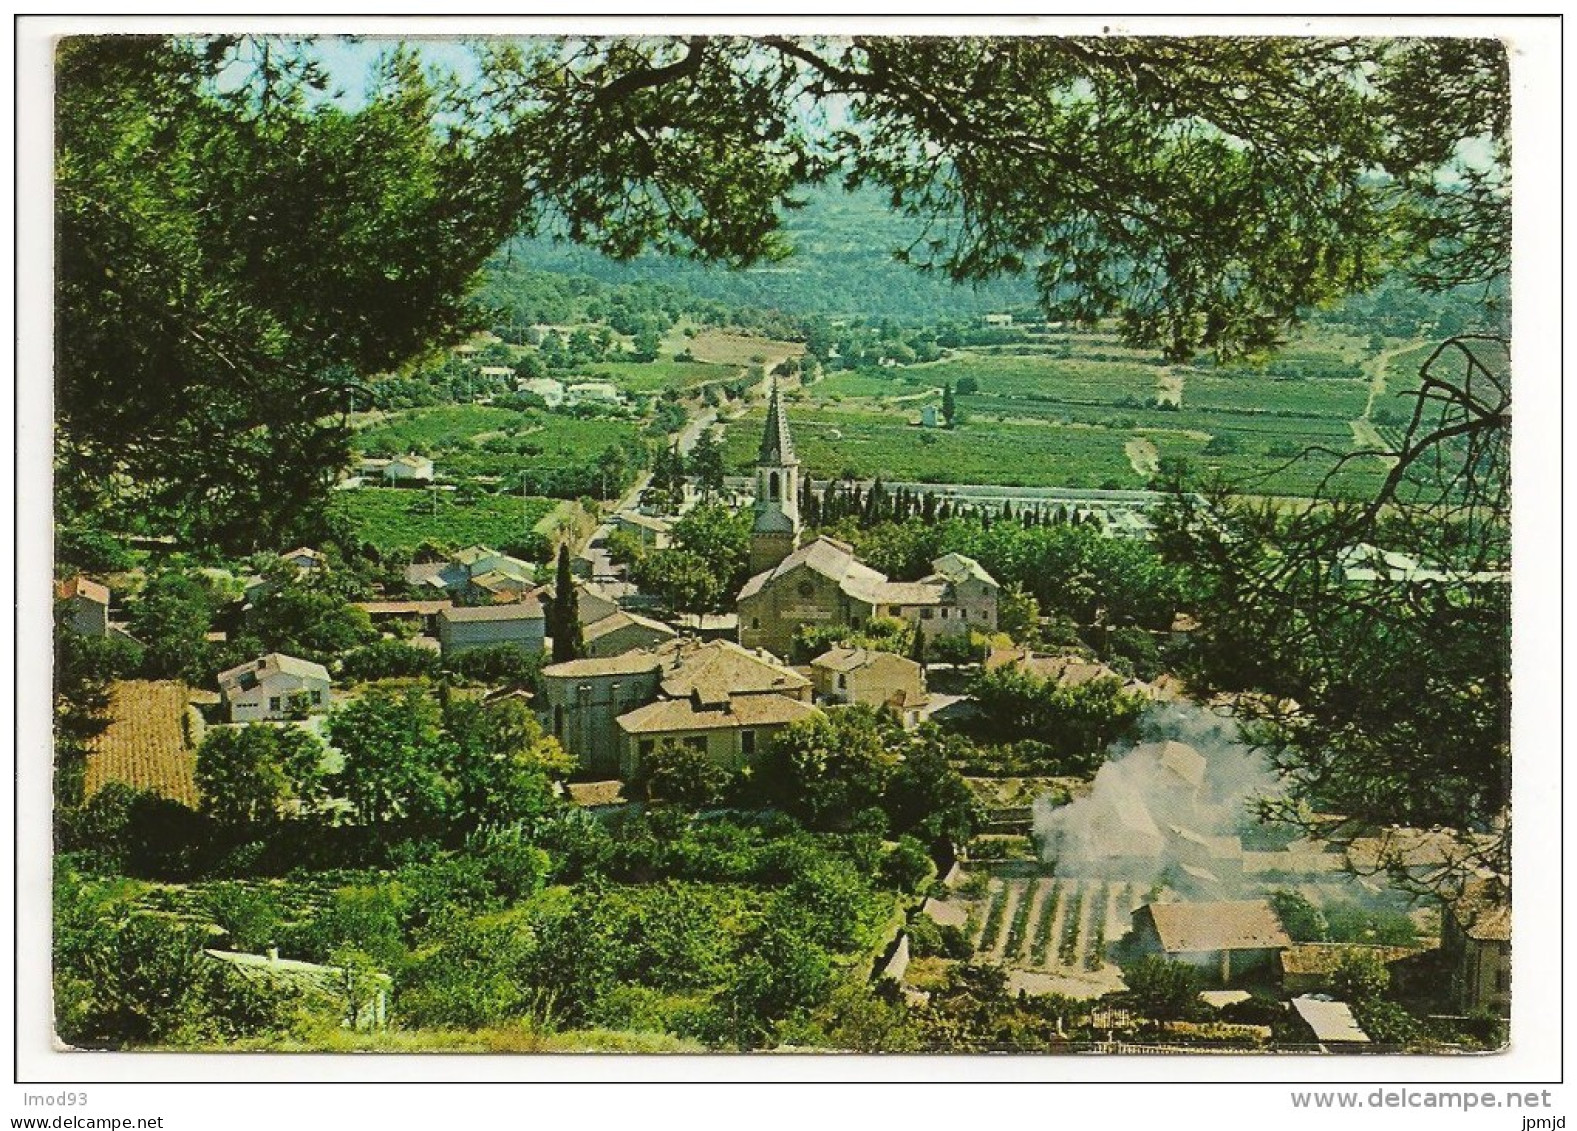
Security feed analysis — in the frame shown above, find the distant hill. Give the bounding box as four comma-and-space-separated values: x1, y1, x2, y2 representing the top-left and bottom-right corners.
497, 184, 1039, 324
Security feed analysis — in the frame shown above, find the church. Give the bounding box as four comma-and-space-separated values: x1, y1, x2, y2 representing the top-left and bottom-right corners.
737, 384, 1000, 659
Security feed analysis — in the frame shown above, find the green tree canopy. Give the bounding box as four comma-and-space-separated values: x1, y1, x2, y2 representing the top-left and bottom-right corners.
327, 686, 458, 826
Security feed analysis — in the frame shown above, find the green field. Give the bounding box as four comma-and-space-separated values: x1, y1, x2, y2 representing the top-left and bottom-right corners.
810, 371, 938, 400
918, 353, 1164, 403
328, 488, 559, 554
1178, 373, 1371, 418
787, 328, 1400, 499
354, 407, 647, 480
722, 406, 1144, 489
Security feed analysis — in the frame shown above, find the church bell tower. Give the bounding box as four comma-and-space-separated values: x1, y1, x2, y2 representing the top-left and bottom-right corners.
749, 381, 802, 575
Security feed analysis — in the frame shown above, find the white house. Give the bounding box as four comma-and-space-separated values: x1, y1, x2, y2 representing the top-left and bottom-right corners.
518, 377, 566, 407
216, 653, 332, 723
383, 454, 435, 485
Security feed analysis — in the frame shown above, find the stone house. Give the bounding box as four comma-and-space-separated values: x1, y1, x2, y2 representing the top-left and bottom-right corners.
1128, 900, 1292, 986
540, 638, 812, 780
1442, 877, 1510, 1017
614, 639, 815, 779
436, 599, 546, 657
216, 653, 332, 723
1279, 943, 1425, 997
809, 646, 927, 725
582, 610, 678, 658
617, 690, 820, 781
539, 652, 666, 778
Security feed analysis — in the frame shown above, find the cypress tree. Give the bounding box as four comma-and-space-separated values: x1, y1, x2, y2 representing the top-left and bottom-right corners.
552, 543, 581, 662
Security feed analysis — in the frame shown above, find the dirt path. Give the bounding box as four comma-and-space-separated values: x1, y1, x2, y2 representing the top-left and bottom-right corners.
1362, 340, 1428, 419
1154, 367, 1184, 408
1125, 436, 1160, 478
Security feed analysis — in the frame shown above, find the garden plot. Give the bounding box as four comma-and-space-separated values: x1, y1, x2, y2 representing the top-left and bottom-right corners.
966, 875, 1145, 985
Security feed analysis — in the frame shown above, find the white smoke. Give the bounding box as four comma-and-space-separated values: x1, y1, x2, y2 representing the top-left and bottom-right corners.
1032, 701, 1288, 893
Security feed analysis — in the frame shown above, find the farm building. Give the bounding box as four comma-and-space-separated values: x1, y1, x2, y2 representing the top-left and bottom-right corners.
809, 646, 927, 725
83, 679, 203, 807
565, 381, 622, 405
382, 454, 435, 485
1129, 899, 1292, 986
216, 653, 332, 723
436, 599, 546, 657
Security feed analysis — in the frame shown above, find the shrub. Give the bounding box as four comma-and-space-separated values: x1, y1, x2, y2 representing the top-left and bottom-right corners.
339, 640, 442, 682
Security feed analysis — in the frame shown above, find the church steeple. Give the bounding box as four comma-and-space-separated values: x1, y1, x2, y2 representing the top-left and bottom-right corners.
749, 381, 802, 575
758, 381, 799, 467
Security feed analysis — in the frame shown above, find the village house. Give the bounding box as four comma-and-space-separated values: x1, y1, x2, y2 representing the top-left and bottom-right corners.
809, 646, 927, 726
617, 692, 819, 781
55, 575, 112, 637
435, 598, 545, 657
405, 544, 537, 604
1128, 899, 1292, 986
985, 645, 1150, 696
582, 610, 678, 658
540, 638, 813, 780
610, 509, 673, 550
216, 653, 332, 723
614, 639, 815, 779
1279, 943, 1424, 997
1442, 877, 1510, 1017
573, 578, 627, 624
382, 453, 436, 486
351, 599, 453, 639
243, 546, 329, 604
